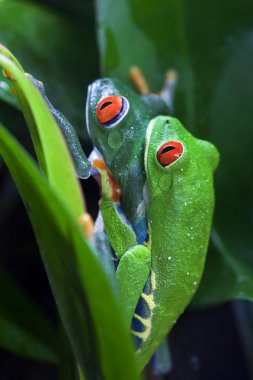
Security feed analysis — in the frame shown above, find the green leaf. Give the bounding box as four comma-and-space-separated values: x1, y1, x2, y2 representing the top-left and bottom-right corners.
192, 230, 253, 308
181, 1, 253, 307
0, 0, 99, 137
96, 0, 253, 306
0, 124, 139, 380
0, 265, 59, 363
0, 53, 85, 220
95, 0, 194, 123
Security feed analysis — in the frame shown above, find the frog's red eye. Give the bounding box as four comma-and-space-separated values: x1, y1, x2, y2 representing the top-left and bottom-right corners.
96, 96, 129, 127
157, 141, 184, 167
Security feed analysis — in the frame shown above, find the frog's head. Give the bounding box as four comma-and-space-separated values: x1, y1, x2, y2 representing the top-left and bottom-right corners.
86, 78, 151, 173
145, 116, 219, 199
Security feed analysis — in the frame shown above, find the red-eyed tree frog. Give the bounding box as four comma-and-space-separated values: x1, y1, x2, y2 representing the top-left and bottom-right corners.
96, 115, 219, 370
86, 74, 173, 242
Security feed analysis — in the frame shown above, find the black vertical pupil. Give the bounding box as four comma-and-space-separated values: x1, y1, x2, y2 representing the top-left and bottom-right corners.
100, 101, 113, 110
161, 146, 175, 155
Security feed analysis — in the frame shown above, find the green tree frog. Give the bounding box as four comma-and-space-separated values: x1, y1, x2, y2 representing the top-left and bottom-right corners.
96, 115, 219, 370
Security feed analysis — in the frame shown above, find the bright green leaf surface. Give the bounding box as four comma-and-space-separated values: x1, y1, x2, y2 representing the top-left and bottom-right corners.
96, 0, 253, 306
0, 124, 139, 380
0, 266, 59, 363
0, 0, 99, 137
0, 53, 85, 220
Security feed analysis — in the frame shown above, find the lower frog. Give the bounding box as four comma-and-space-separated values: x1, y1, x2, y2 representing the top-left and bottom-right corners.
95, 115, 219, 370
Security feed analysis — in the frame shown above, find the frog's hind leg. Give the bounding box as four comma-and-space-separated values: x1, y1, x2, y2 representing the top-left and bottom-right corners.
116, 245, 151, 328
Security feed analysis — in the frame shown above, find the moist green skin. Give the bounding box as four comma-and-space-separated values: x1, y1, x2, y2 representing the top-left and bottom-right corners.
99, 115, 219, 371
86, 78, 169, 231
135, 116, 219, 368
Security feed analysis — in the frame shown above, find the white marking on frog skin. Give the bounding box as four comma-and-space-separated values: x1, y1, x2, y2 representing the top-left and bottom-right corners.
193, 281, 197, 286
168, 256, 172, 260
187, 272, 190, 276
133, 270, 157, 344
144, 119, 155, 171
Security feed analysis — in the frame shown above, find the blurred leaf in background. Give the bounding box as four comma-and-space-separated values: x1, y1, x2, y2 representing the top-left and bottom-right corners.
0, 0, 98, 138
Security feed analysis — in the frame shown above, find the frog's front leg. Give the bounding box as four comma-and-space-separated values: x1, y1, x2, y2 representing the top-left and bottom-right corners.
94, 161, 151, 325
93, 159, 137, 258
25, 74, 91, 179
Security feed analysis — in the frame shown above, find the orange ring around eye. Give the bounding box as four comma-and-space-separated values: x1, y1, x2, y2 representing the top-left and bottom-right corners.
157, 141, 183, 167
96, 96, 123, 124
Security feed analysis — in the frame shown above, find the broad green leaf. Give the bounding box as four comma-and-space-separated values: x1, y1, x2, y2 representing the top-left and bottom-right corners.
27, 0, 94, 21
181, 1, 253, 307
95, 0, 194, 124
192, 230, 253, 308
95, 0, 253, 306
0, 0, 99, 137
0, 266, 59, 363
0, 53, 85, 220
0, 124, 139, 380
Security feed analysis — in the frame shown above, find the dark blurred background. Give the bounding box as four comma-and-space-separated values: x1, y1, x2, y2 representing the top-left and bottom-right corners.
1, 0, 253, 379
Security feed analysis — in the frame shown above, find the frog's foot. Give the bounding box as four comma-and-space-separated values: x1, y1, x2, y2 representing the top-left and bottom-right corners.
2, 68, 17, 95
78, 212, 94, 241
92, 159, 121, 202
129, 66, 150, 95
25, 73, 45, 95
159, 69, 178, 111
129, 66, 178, 110
2, 68, 15, 81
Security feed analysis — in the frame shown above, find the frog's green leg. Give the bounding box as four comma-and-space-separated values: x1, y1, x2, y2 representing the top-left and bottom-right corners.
26, 74, 91, 179
116, 244, 151, 328
99, 199, 137, 258
95, 161, 137, 258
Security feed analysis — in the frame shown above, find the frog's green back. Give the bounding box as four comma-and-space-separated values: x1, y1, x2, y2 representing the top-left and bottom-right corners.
135, 116, 219, 369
